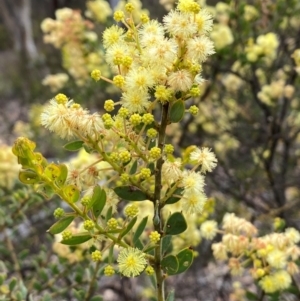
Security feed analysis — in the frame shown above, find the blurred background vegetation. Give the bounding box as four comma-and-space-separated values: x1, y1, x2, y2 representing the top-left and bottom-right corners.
1, 0, 300, 300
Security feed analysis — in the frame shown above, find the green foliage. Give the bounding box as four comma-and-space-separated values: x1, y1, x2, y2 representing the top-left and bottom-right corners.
63, 140, 84, 151
169, 100, 185, 123
113, 186, 149, 201
165, 212, 187, 235
47, 216, 75, 234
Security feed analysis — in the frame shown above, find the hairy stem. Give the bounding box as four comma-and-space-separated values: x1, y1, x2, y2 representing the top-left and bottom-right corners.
154, 103, 169, 301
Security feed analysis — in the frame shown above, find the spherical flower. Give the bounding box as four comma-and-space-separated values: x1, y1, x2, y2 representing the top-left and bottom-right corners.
121, 90, 150, 114
107, 218, 118, 229
143, 38, 178, 68
81, 113, 104, 137
145, 266, 154, 275
84, 220, 95, 231
186, 36, 215, 63
167, 69, 193, 92
212, 242, 228, 260
181, 191, 207, 214
54, 208, 65, 219
103, 25, 125, 49
285, 227, 300, 244
104, 265, 115, 276
266, 249, 287, 269
91, 69, 101, 81
190, 147, 217, 173
124, 203, 139, 217
149, 231, 161, 243
91, 250, 102, 262
147, 128, 158, 138
162, 159, 182, 183
139, 20, 165, 46
149, 147, 161, 160
181, 170, 205, 194
125, 68, 155, 92
117, 247, 147, 277
163, 10, 197, 38
62, 230, 72, 240
259, 275, 277, 293
195, 9, 213, 34
273, 270, 292, 291
41, 99, 75, 140
200, 220, 218, 240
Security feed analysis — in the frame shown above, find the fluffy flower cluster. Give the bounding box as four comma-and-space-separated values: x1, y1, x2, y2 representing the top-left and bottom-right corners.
0, 143, 20, 189
245, 33, 279, 64
102, 0, 214, 114
42, 73, 69, 93
211, 213, 300, 294
85, 0, 112, 23
257, 80, 295, 106
41, 95, 104, 140
41, 8, 105, 86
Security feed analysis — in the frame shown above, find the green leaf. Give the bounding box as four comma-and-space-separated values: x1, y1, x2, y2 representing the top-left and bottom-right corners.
165, 188, 184, 205
63, 185, 80, 203
144, 245, 156, 254
17, 156, 32, 168
245, 291, 258, 300
130, 160, 138, 175
61, 233, 92, 245
161, 255, 179, 275
165, 212, 187, 235
119, 216, 138, 239
19, 170, 39, 184
19, 249, 29, 260
171, 248, 194, 275
169, 100, 185, 123
47, 216, 75, 235
90, 296, 103, 301
91, 186, 106, 217
63, 140, 84, 151
105, 206, 113, 221
43, 163, 61, 181
134, 238, 144, 250
162, 235, 172, 255
36, 183, 54, 199
166, 290, 175, 301
114, 186, 148, 201
55, 164, 68, 187
9, 277, 17, 291
133, 216, 148, 244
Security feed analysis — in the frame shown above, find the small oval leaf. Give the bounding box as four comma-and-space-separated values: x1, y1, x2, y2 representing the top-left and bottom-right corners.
162, 235, 173, 255
47, 216, 75, 235
63, 185, 80, 203
19, 170, 39, 184
61, 233, 92, 245
172, 248, 194, 275
36, 183, 54, 199
43, 163, 61, 181
114, 186, 148, 201
169, 100, 185, 123
55, 164, 68, 187
161, 255, 179, 274
63, 140, 84, 151
165, 212, 187, 235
